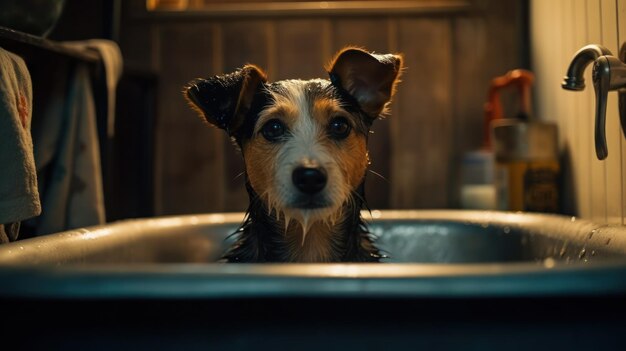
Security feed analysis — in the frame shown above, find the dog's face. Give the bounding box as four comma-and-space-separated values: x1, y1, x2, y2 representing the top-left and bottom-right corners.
185, 48, 402, 231
243, 78, 371, 229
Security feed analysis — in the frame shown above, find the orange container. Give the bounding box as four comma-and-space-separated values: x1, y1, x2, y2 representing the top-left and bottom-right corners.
486, 69, 560, 213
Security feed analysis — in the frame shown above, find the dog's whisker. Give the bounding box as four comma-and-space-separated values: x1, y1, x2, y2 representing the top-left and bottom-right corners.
233, 171, 246, 180
368, 169, 389, 183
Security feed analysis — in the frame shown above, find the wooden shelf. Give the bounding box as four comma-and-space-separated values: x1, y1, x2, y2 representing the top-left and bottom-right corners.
140, 0, 472, 19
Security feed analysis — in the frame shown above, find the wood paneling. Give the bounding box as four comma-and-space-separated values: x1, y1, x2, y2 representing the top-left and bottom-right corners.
392, 18, 452, 208
601, 0, 623, 224
118, 23, 156, 70
157, 24, 226, 214
221, 21, 270, 72
274, 19, 329, 80
619, 0, 626, 225
331, 18, 390, 54
572, 0, 591, 219
586, 0, 607, 223
120, 0, 526, 216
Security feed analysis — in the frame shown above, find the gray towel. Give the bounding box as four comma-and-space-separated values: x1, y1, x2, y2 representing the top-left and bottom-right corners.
26, 63, 106, 236
0, 47, 41, 243
63, 39, 123, 137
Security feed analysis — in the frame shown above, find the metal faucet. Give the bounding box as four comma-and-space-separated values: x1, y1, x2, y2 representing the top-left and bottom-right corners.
562, 44, 626, 160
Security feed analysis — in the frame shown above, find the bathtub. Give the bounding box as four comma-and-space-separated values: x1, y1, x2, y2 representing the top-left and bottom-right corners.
1, 210, 626, 349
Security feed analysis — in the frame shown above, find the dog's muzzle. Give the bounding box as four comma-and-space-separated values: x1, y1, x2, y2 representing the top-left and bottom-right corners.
290, 166, 330, 209
292, 166, 327, 194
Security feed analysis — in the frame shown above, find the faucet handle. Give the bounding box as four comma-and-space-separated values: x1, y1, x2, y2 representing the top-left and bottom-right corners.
592, 57, 610, 159
563, 43, 626, 160
592, 55, 626, 160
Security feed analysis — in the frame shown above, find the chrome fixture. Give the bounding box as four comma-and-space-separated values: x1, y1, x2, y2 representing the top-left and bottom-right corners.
562, 43, 626, 160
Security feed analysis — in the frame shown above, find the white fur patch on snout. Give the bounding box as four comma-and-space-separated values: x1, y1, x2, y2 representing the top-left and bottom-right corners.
274, 106, 345, 210
262, 80, 353, 239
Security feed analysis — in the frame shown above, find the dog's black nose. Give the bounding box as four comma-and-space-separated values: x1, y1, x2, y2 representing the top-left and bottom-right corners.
292, 167, 327, 194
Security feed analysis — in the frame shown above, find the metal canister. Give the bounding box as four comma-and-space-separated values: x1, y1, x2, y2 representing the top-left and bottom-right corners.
492, 119, 560, 213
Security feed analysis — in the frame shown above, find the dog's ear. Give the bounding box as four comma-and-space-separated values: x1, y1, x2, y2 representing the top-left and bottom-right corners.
184, 65, 267, 134
327, 48, 403, 120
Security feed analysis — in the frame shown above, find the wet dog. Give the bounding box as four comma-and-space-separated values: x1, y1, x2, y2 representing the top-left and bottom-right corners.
184, 47, 403, 262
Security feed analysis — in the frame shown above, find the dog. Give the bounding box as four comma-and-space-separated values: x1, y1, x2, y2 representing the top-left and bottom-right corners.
184, 47, 403, 262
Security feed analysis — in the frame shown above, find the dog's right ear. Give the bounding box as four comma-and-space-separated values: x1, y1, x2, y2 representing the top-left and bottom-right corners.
184, 65, 267, 134
326, 48, 403, 121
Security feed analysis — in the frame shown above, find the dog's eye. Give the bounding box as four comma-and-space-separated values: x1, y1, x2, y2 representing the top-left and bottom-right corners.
328, 117, 351, 139
261, 119, 286, 142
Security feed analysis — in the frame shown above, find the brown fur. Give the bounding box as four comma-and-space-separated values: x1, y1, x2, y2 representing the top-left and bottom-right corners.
183, 47, 403, 262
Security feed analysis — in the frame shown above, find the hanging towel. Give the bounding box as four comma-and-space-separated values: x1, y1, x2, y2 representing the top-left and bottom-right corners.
63, 39, 123, 137
0, 47, 41, 243
23, 40, 122, 237
25, 61, 106, 236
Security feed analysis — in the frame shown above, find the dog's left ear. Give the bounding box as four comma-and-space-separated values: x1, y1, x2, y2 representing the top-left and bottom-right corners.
327, 48, 403, 120
184, 65, 267, 135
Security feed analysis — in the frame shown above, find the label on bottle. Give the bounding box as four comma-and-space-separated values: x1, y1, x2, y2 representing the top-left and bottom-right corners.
523, 165, 559, 212
495, 160, 560, 213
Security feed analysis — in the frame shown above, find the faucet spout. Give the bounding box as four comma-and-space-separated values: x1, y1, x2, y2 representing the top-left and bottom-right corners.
561, 44, 612, 91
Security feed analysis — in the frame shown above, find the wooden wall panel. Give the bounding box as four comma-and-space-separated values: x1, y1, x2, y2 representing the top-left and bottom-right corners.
619, 0, 626, 225
118, 22, 156, 70
222, 21, 270, 72
580, 0, 598, 220
572, 0, 591, 219
601, 0, 624, 224
274, 19, 330, 80
586, 0, 608, 223
392, 18, 452, 208
157, 24, 226, 215
331, 18, 390, 53
556, 0, 576, 216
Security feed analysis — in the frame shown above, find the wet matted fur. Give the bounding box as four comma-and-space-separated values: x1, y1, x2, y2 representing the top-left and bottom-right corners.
184, 47, 403, 262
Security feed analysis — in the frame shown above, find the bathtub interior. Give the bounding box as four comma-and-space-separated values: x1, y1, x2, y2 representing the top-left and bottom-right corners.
0, 210, 625, 265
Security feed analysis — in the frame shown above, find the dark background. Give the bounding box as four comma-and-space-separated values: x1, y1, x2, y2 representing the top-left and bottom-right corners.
47, 0, 529, 221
